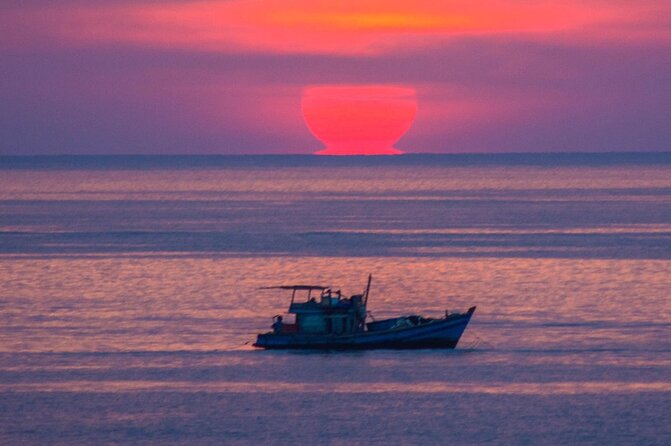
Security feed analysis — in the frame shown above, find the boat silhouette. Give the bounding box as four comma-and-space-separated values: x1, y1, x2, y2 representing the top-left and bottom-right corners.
254, 275, 476, 350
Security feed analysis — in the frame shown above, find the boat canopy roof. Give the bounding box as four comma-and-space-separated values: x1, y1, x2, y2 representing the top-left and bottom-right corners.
260, 285, 330, 291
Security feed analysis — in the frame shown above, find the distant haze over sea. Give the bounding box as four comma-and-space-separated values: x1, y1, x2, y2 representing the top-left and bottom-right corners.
2, 152, 671, 170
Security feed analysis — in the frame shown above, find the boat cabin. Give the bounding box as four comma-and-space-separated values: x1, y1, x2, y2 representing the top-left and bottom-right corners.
262, 279, 370, 336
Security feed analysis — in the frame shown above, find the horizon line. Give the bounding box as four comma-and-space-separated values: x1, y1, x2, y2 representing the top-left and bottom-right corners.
2, 151, 671, 158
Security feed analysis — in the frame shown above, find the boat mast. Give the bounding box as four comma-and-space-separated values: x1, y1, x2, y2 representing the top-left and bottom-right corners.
363, 274, 372, 305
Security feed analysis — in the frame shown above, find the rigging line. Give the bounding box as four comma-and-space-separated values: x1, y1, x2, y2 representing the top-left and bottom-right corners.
472, 334, 497, 349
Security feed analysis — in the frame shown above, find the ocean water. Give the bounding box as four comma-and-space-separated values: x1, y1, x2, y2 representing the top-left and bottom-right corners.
0, 154, 670, 444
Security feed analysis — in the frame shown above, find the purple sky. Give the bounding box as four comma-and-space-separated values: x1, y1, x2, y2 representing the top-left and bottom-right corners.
1, 0, 670, 154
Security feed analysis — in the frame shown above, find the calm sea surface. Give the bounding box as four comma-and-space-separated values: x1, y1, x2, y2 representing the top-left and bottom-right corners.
1, 155, 670, 444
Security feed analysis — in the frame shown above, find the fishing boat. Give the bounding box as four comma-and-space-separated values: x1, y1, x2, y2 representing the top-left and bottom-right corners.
254, 275, 476, 350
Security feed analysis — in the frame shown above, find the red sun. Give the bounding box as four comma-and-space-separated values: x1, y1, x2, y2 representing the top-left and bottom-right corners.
301, 85, 417, 155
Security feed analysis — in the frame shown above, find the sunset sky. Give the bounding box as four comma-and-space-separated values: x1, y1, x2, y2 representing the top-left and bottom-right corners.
1, 0, 670, 154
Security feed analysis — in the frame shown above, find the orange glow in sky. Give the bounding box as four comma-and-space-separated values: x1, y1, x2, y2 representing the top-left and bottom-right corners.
302, 85, 417, 155
7, 1, 665, 55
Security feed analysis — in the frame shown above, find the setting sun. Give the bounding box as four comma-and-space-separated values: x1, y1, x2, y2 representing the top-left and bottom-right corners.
301, 85, 417, 155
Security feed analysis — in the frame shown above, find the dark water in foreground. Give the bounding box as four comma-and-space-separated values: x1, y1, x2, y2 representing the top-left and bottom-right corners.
1, 155, 670, 444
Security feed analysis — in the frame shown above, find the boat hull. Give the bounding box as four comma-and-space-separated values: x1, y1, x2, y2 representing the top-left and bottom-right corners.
254, 306, 476, 350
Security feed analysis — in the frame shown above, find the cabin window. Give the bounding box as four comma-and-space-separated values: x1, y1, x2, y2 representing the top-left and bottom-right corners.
297, 314, 327, 334
330, 316, 347, 334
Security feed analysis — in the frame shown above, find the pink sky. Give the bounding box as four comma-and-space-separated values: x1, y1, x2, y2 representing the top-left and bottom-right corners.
1, 0, 670, 154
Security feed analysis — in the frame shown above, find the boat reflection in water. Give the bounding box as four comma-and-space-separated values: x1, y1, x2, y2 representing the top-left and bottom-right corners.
254, 275, 476, 350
